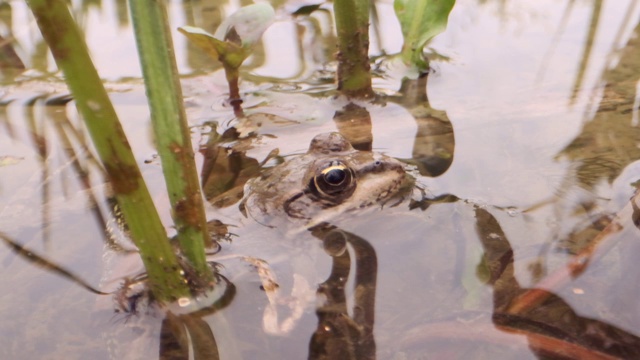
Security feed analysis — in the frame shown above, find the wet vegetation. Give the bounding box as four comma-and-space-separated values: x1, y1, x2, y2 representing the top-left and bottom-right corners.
0, 0, 640, 359
28, 0, 200, 302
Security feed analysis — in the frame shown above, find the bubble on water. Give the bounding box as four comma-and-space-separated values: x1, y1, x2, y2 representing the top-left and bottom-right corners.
506, 208, 520, 217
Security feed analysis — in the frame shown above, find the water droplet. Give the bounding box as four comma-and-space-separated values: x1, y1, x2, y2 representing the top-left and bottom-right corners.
572, 288, 585, 295
87, 100, 101, 112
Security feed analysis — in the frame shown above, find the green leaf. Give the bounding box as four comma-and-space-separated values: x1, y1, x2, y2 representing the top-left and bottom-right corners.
178, 3, 275, 70
394, 0, 455, 70
178, 26, 244, 67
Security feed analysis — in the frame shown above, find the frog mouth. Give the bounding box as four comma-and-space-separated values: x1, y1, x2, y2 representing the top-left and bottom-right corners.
283, 189, 348, 219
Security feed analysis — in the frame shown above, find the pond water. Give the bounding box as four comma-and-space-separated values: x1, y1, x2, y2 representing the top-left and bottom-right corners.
1, 0, 640, 359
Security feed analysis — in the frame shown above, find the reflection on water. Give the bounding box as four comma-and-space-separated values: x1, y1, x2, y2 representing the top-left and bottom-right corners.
1, 0, 640, 359
391, 74, 454, 177
307, 225, 376, 360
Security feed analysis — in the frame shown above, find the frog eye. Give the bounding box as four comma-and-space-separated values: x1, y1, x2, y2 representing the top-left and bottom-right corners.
322, 166, 348, 186
312, 162, 355, 198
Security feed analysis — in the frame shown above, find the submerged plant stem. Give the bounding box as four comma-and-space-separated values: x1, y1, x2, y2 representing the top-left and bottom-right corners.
128, 0, 212, 281
334, 0, 374, 98
27, 0, 191, 301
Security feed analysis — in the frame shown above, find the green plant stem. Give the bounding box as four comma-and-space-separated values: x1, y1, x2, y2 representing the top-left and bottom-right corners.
27, 0, 191, 302
334, 0, 374, 98
129, 0, 212, 280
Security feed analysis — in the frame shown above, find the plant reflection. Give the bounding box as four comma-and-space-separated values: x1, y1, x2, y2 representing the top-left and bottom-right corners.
568, 0, 602, 104
157, 274, 236, 359
333, 103, 373, 151
0, 94, 121, 250
25, 95, 52, 248
475, 206, 640, 358
560, 19, 640, 186
181, 0, 224, 73
515, 17, 640, 313
308, 224, 377, 360
200, 124, 279, 208
0, 2, 25, 81
389, 73, 455, 177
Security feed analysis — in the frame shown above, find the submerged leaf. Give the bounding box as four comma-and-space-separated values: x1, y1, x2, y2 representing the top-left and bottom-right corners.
394, 0, 455, 71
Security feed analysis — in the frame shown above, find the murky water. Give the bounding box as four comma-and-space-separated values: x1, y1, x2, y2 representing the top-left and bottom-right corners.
1, 0, 640, 358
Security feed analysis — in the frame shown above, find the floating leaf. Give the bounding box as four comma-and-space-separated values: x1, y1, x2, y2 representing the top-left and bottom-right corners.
394, 0, 455, 71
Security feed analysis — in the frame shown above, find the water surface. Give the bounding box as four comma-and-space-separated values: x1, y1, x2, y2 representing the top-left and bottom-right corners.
1, 0, 640, 358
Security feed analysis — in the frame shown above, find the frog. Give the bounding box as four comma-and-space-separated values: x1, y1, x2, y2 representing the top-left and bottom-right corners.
229, 132, 417, 346
240, 132, 416, 229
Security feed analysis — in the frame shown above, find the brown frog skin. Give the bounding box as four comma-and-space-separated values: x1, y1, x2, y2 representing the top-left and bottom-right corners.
240, 132, 415, 227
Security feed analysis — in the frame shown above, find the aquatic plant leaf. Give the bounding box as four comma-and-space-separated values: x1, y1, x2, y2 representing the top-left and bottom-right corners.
394, 0, 455, 70
292, 4, 323, 16
178, 26, 244, 67
178, 4, 274, 69
214, 3, 275, 49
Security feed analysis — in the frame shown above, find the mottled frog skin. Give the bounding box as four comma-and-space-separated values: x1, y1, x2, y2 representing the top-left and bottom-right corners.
241, 132, 414, 227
